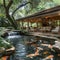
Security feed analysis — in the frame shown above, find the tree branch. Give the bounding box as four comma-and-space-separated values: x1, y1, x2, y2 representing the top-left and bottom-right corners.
7, 0, 13, 10
12, 2, 32, 16
3, 0, 18, 29
3, 0, 6, 8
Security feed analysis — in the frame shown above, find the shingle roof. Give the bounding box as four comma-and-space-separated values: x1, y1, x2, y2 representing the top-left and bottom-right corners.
16, 5, 60, 21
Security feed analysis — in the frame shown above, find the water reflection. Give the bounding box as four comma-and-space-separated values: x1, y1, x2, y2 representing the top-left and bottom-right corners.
14, 44, 27, 60
6, 35, 60, 60
8, 36, 41, 60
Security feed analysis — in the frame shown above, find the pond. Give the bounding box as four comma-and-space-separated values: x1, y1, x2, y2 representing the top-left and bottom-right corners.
7, 36, 40, 60
6, 34, 60, 60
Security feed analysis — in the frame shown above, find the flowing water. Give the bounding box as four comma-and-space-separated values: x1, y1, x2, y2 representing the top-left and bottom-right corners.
7, 35, 40, 60
6, 34, 60, 60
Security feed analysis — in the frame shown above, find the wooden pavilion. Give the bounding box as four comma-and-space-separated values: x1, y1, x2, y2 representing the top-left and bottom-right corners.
16, 5, 60, 32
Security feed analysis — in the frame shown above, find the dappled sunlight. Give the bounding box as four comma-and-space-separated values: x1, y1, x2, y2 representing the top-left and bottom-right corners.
0, 0, 60, 60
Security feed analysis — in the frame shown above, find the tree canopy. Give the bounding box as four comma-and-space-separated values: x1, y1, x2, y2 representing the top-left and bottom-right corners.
0, 0, 60, 29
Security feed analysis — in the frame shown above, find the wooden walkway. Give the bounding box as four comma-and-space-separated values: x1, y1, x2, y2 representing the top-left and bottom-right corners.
29, 32, 60, 40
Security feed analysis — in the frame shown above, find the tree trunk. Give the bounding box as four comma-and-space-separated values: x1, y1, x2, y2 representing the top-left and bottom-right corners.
3, 0, 18, 29
5, 8, 18, 29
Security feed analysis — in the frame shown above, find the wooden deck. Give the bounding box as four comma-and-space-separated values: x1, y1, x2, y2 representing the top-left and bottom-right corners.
29, 32, 60, 40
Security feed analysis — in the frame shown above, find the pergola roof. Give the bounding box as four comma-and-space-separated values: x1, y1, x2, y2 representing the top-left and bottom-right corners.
16, 5, 60, 22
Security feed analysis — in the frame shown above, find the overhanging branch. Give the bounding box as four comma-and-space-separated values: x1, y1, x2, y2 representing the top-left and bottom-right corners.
3, 0, 18, 29
3, 0, 6, 8
12, 2, 32, 16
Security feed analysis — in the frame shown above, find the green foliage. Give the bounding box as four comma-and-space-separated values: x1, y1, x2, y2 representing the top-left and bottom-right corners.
0, 0, 60, 19
0, 27, 6, 36
29, 0, 60, 16
53, 0, 60, 5
0, 0, 3, 4
0, 17, 11, 27
0, 6, 5, 17
0, 37, 12, 53
0, 0, 60, 28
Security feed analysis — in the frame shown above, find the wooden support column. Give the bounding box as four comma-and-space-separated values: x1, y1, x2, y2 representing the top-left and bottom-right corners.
39, 22, 41, 28
21, 20, 24, 30
58, 20, 60, 26
19, 21, 21, 30
27, 21, 29, 32
17, 21, 20, 29
56, 20, 57, 26
36, 22, 39, 27
31, 22, 32, 27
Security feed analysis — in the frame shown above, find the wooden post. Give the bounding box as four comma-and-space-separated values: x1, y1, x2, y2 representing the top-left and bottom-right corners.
27, 21, 29, 32
37, 22, 39, 28
31, 22, 32, 27
20, 21, 21, 30
17, 21, 20, 29
22, 20, 24, 31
